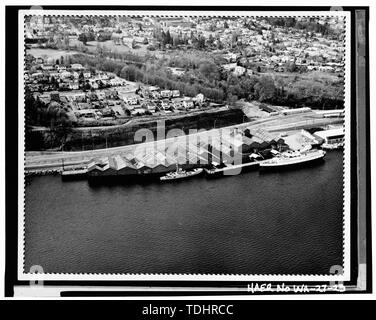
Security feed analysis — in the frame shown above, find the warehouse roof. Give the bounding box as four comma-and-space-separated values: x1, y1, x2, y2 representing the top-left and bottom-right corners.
314, 128, 344, 139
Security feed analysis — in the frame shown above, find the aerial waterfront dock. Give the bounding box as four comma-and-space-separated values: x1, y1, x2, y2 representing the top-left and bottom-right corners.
25, 109, 344, 175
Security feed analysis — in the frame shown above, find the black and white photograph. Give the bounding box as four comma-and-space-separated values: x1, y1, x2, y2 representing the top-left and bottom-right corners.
19, 11, 353, 281
19, 10, 353, 283
0, 0, 373, 305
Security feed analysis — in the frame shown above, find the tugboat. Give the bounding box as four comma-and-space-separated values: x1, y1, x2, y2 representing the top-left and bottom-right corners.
160, 164, 203, 181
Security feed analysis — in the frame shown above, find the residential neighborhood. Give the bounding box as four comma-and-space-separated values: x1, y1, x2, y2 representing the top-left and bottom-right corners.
24, 15, 346, 150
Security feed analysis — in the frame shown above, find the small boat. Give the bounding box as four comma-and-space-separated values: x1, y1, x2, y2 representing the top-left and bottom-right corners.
160, 166, 203, 181
321, 142, 344, 150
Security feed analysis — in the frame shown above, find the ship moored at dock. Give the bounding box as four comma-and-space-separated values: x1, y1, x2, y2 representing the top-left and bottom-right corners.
259, 149, 326, 170
160, 167, 203, 181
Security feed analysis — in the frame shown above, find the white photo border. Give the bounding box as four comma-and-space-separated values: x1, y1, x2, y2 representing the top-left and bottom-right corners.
18, 9, 352, 282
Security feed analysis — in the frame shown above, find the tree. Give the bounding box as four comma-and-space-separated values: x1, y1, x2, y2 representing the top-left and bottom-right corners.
286, 61, 297, 73
254, 75, 276, 102
207, 34, 214, 46
217, 39, 224, 50
63, 35, 70, 49
226, 93, 238, 104
172, 36, 179, 47
79, 71, 85, 84
120, 65, 138, 81
231, 32, 239, 45
275, 77, 286, 96
166, 30, 172, 45
78, 33, 88, 45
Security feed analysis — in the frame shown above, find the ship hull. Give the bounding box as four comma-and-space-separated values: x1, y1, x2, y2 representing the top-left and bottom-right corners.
259, 153, 325, 171
160, 169, 203, 182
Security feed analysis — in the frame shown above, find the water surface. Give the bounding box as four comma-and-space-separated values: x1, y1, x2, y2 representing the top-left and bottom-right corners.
24, 150, 344, 275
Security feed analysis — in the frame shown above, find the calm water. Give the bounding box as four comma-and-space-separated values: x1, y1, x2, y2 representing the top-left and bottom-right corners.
24, 150, 344, 275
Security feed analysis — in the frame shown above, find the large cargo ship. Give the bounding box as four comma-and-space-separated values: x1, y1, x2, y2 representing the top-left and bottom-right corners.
259, 149, 326, 170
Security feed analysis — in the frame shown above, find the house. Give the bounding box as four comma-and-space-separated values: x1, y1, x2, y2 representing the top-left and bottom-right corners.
58, 82, 70, 90
119, 92, 139, 105
172, 90, 180, 98
148, 85, 160, 92
172, 100, 184, 110
92, 72, 109, 81
30, 72, 44, 80
70, 63, 84, 71
183, 99, 195, 109
233, 66, 246, 76
151, 91, 161, 99
59, 71, 72, 79
161, 100, 171, 110
246, 69, 254, 75
131, 108, 146, 116
68, 81, 79, 90
41, 64, 54, 71
143, 102, 157, 113
160, 90, 172, 98
75, 109, 98, 119
77, 102, 91, 110
195, 93, 205, 104
318, 66, 334, 72
104, 90, 118, 100
56, 65, 66, 71
96, 91, 106, 100
223, 52, 238, 63
168, 67, 185, 76
90, 81, 99, 90
109, 78, 126, 86
49, 71, 60, 79
69, 92, 87, 102
222, 63, 237, 71
122, 36, 133, 47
